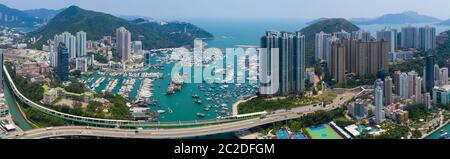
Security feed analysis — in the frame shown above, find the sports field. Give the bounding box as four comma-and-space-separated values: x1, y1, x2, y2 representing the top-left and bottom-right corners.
306, 124, 343, 139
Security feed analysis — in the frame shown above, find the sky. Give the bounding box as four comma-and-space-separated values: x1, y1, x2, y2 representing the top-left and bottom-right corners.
1, 0, 450, 21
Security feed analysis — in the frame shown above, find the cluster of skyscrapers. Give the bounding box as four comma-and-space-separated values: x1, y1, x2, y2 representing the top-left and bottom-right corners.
401, 25, 436, 51
431, 65, 450, 106
394, 71, 423, 102
391, 63, 447, 106
51, 31, 87, 81
50, 27, 135, 81
315, 30, 370, 63
371, 50, 442, 123
116, 27, 132, 61
53, 31, 87, 59
316, 25, 437, 85
373, 71, 426, 123
260, 31, 305, 96
376, 27, 398, 53
326, 32, 389, 84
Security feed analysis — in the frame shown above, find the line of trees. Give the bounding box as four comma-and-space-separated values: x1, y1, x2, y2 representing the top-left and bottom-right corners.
275, 108, 346, 132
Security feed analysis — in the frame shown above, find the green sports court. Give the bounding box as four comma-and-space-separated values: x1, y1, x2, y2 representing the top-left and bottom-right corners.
306, 124, 344, 139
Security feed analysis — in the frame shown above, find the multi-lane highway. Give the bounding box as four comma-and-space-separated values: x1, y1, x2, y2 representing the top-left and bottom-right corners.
5, 90, 361, 139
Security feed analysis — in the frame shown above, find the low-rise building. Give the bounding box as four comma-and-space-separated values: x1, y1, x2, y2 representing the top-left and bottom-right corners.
395, 110, 409, 125
109, 61, 124, 69
75, 57, 88, 72
42, 88, 58, 104
14, 61, 50, 78
384, 103, 409, 125
389, 51, 414, 63
0, 93, 8, 118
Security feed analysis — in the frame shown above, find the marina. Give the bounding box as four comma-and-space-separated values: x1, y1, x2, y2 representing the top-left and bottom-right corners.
118, 78, 137, 99
137, 78, 154, 100
82, 51, 258, 122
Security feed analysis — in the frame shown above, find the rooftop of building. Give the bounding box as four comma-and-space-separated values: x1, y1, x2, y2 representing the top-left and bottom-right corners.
434, 85, 450, 91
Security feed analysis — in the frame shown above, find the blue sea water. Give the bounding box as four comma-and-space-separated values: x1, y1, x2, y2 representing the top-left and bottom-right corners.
85, 55, 259, 123
426, 123, 450, 139
190, 19, 450, 48
76, 19, 450, 124
189, 19, 310, 48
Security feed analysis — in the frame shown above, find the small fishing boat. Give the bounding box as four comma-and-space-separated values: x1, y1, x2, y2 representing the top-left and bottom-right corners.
195, 100, 203, 104
196, 113, 206, 118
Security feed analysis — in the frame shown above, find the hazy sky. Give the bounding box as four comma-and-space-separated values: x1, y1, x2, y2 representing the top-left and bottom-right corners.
1, 0, 450, 20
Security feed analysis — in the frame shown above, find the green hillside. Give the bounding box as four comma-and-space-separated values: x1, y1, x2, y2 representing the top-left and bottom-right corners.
299, 18, 360, 67
28, 6, 213, 50
0, 3, 41, 28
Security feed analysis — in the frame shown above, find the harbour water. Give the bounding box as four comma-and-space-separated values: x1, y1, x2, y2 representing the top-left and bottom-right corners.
84, 54, 258, 122
3, 82, 33, 131
81, 20, 450, 123
426, 122, 450, 139
13, 19, 450, 126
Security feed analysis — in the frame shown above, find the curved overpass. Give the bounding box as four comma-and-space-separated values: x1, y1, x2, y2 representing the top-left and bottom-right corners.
5, 108, 331, 139
5, 89, 363, 139
3, 64, 363, 139
3, 65, 263, 128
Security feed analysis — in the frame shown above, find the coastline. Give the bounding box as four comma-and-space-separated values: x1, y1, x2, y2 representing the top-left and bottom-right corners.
232, 96, 258, 116
15, 101, 39, 129
422, 119, 449, 139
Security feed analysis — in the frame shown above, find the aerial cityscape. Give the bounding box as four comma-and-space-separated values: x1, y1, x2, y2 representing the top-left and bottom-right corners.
0, 0, 450, 140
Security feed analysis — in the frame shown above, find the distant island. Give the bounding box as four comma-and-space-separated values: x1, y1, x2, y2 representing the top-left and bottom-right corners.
351, 11, 442, 25
438, 19, 450, 25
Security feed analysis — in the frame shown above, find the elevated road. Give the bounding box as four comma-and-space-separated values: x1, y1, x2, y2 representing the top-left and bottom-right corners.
2, 65, 262, 128
5, 90, 362, 139
4, 106, 332, 139
3, 64, 365, 139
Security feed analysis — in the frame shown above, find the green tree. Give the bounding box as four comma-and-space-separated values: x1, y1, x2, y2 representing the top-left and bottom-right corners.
26, 108, 68, 127
377, 125, 410, 139
71, 102, 84, 116
64, 81, 88, 94
405, 103, 429, 122
411, 130, 422, 139
334, 117, 355, 128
